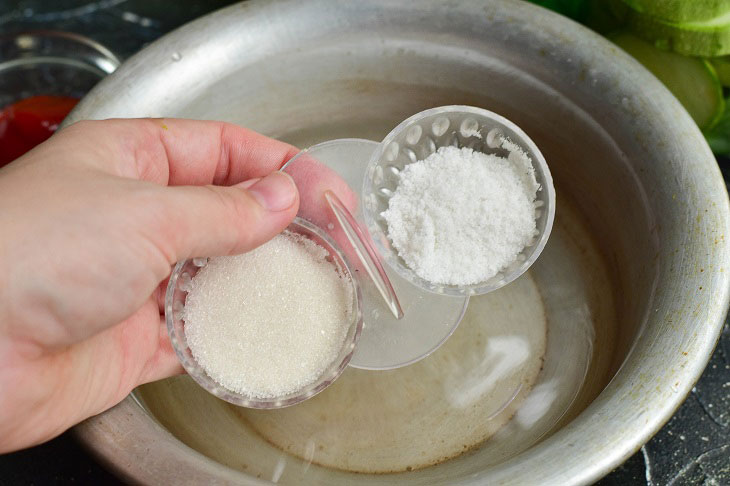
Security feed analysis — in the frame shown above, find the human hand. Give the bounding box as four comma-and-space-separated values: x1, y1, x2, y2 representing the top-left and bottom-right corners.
0, 118, 351, 452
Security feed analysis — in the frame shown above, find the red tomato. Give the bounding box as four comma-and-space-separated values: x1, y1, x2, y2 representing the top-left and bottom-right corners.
0, 95, 78, 167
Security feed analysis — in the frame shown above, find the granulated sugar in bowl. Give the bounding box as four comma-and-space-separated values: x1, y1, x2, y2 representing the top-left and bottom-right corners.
165, 218, 363, 409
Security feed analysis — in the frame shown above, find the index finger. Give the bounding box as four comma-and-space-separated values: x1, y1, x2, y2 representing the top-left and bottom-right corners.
60, 118, 300, 186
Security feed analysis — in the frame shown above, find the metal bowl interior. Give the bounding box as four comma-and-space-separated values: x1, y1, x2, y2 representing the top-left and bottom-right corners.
66, 1, 730, 485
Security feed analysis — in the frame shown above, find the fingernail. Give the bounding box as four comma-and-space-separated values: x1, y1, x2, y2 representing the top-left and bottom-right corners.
247, 172, 297, 211
238, 177, 261, 189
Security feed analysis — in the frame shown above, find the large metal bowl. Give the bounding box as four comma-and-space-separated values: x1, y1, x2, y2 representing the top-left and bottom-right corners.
66, 0, 730, 484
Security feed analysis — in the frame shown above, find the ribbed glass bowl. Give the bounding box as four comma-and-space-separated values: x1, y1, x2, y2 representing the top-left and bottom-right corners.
165, 218, 363, 409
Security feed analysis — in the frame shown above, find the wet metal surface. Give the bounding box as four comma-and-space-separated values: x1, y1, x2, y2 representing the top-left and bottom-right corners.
0, 1, 728, 484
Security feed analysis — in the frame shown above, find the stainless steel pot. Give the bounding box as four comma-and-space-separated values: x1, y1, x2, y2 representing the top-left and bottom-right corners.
66, 0, 730, 484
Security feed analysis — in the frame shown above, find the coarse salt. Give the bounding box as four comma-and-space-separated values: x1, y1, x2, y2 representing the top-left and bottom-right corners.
183, 231, 353, 399
381, 145, 539, 286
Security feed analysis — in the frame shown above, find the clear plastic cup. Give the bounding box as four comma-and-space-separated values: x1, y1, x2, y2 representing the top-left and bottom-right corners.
282, 139, 469, 370
362, 105, 555, 297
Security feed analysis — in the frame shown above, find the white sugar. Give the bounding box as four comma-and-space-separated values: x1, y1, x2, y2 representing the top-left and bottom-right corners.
381, 145, 539, 286
183, 231, 353, 399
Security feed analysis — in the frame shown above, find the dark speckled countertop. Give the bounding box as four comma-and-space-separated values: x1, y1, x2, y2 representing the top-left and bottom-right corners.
0, 1, 728, 484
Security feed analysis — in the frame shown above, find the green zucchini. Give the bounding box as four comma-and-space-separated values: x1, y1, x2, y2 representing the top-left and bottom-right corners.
611, 33, 726, 129
622, 8, 730, 57
622, 0, 730, 23
711, 55, 730, 85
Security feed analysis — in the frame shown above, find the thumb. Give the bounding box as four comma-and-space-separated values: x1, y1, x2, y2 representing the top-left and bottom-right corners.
160, 171, 299, 261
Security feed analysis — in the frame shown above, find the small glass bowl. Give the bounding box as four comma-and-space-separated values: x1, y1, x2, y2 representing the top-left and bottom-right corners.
165, 218, 363, 409
362, 105, 555, 297
0, 30, 120, 107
